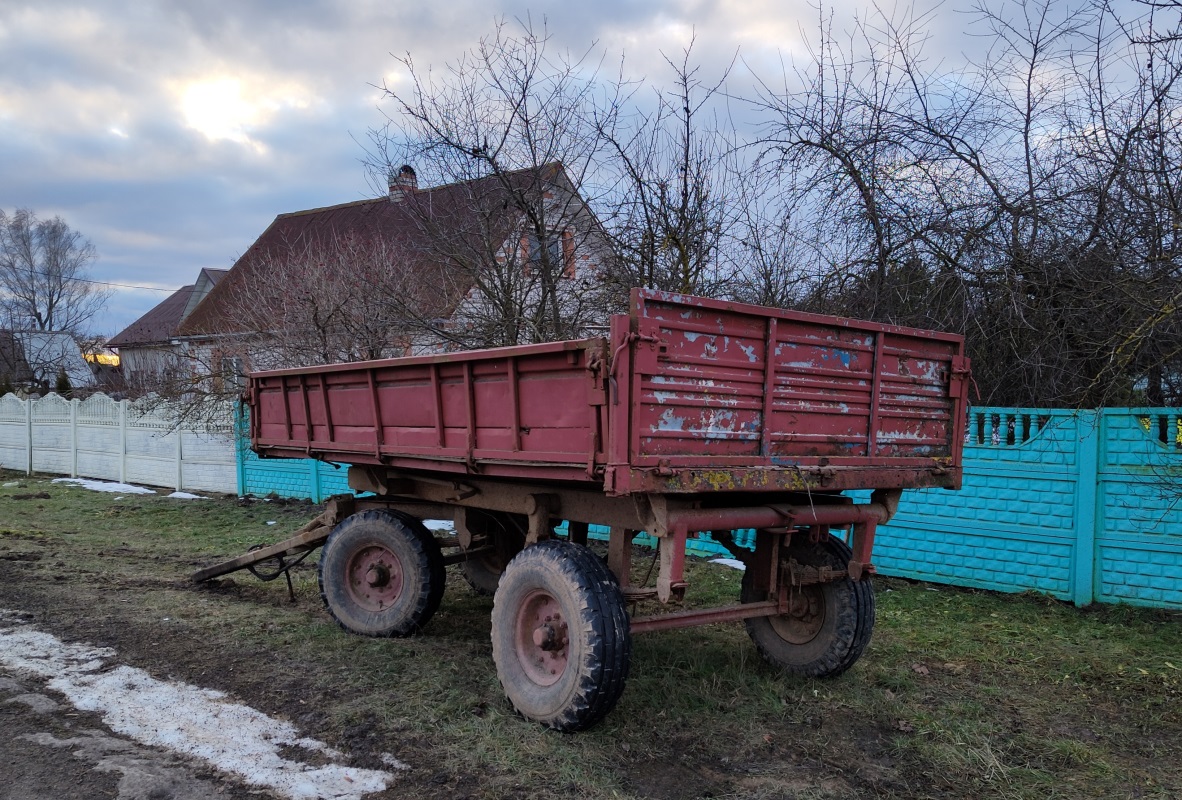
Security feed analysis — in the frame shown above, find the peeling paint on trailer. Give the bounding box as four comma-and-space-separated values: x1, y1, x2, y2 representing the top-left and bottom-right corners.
655, 408, 685, 432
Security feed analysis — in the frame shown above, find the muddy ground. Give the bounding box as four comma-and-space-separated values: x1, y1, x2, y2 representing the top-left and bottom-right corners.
0, 512, 872, 800
0, 557, 443, 800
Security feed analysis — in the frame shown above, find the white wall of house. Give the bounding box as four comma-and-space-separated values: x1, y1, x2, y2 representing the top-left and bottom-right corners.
119, 345, 183, 378
0, 392, 237, 494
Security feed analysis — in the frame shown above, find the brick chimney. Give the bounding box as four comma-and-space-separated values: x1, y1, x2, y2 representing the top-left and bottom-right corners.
388, 164, 418, 201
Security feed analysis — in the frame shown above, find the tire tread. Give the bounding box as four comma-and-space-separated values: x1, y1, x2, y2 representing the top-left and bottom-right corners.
318, 508, 445, 637
491, 540, 631, 731
742, 534, 875, 678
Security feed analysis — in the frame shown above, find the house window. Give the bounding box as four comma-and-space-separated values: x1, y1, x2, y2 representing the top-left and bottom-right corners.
523, 230, 576, 278
220, 355, 246, 392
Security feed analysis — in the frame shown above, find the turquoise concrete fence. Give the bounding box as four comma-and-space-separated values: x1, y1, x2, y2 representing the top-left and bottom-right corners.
233, 410, 351, 502
862, 408, 1182, 609
237, 440, 351, 502
238, 407, 1182, 608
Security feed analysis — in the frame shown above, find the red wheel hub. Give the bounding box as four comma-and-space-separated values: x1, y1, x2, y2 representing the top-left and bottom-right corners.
345, 545, 404, 612
770, 586, 825, 644
514, 589, 569, 686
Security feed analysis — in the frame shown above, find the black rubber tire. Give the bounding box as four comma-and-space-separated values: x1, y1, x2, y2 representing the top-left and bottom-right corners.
460, 511, 527, 596
318, 509, 445, 637
490, 540, 631, 731
461, 557, 504, 596
741, 534, 875, 678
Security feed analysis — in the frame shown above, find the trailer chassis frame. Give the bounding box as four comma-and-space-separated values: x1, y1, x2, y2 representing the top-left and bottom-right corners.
194, 465, 901, 635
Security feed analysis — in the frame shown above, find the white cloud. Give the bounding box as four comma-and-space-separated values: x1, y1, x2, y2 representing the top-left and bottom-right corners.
179, 77, 261, 144
174, 75, 317, 151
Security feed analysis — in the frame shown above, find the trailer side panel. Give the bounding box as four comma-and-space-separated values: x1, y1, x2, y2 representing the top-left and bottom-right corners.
251, 339, 607, 482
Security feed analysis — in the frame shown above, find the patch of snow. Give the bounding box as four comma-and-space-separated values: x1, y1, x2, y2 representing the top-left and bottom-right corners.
266, 521, 277, 525
379, 753, 407, 769
52, 478, 155, 495
0, 610, 402, 799
709, 558, 747, 571
167, 492, 207, 500
3, 481, 20, 487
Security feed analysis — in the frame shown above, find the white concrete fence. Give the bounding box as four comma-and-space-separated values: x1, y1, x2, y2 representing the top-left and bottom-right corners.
0, 393, 238, 494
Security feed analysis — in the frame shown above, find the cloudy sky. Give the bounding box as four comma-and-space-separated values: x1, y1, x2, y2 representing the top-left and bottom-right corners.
0, 0, 984, 336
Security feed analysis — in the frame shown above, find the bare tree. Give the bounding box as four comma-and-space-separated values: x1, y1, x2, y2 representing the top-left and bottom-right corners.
1089, 0, 1182, 404
0, 208, 109, 335
216, 230, 452, 370
1123, 0, 1182, 44
133, 229, 448, 418
752, 0, 1182, 407
368, 17, 621, 346
600, 41, 747, 298
753, 6, 941, 321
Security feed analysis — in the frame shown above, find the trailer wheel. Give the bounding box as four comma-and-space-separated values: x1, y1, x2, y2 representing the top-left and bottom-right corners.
318, 509, 445, 637
461, 511, 527, 596
741, 534, 875, 678
491, 541, 631, 731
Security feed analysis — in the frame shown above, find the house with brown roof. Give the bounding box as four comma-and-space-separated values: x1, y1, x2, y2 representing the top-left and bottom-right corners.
106, 268, 228, 390
163, 162, 614, 389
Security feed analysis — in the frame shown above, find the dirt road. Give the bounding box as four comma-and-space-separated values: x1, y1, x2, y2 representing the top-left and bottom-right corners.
2, 658, 247, 800
0, 485, 423, 800
0, 604, 403, 800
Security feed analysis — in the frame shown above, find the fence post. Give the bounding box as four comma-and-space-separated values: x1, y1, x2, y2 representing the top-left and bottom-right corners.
235, 404, 247, 497
24, 396, 32, 476
118, 400, 127, 484
1071, 410, 1100, 605
70, 398, 79, 478
175, 427, 183, 492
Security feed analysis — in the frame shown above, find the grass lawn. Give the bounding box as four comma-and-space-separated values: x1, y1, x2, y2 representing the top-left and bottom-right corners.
0, 469, 1179, 799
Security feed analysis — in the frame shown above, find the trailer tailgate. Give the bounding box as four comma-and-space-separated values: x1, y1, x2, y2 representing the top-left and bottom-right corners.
607, 290, 969, 494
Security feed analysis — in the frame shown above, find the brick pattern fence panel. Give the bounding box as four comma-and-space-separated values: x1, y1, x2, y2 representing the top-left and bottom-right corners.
237, 409, 350, 503
863, 408, 1182, 609
1095, 411, 1182, 607
858, 409, 1086, 601
0, 392, 238, 495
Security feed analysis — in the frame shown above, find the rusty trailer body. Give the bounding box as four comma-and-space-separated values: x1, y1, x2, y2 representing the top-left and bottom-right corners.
215, 289, 970, 731
250, 289, 969, 495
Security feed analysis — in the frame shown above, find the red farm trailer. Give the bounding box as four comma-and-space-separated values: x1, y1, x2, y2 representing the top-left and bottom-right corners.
194, 289, 971, 731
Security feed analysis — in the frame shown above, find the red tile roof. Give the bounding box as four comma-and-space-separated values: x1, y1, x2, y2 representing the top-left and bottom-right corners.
107, 285, 196, 347
107, 268, 229, 348
177, 163, 577, 337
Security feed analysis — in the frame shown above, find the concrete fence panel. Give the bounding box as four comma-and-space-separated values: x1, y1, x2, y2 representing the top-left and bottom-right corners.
0, 392, 237, 495
75, 394, 122, 480
863, 408, 1182, 609
0, 394, 28, 470
1094, 411, 1182, 607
